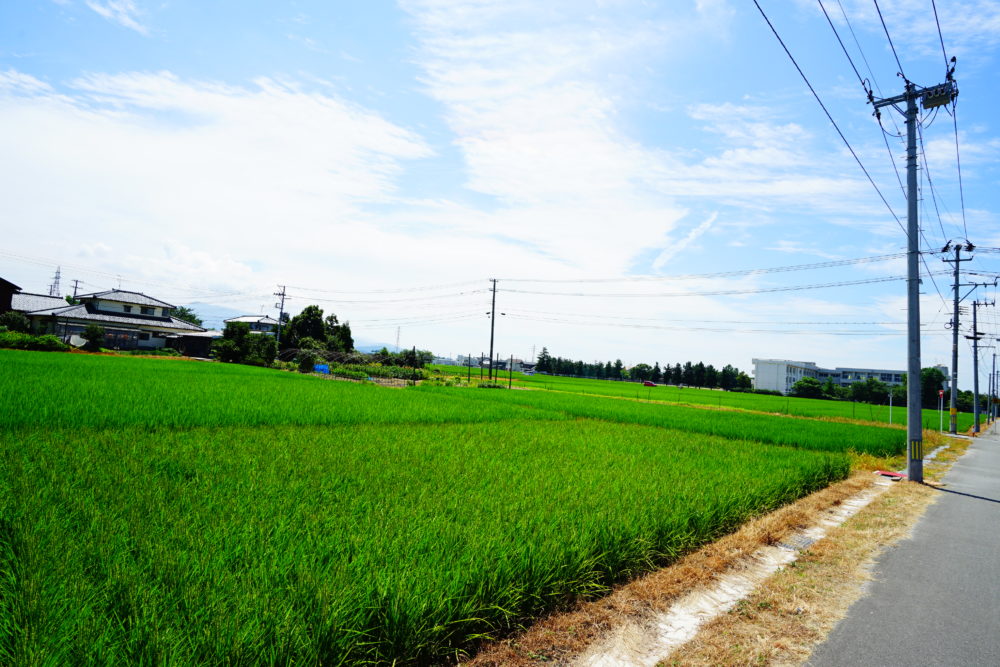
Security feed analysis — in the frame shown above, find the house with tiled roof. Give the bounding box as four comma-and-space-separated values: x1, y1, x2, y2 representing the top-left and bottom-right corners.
4, 283, 210, 355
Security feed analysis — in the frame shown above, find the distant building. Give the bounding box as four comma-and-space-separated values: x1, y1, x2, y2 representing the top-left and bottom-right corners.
223, 315, 279, 334
752, 358, 949, 395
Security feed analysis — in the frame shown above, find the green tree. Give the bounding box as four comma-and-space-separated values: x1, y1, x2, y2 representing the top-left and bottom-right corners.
704, 364, 719, 388
284, 305, 325, 349
213, 322, 254, 363
81, 324, 106, 352
324, 314, 354, 354
214, 322, 277, 366
651, 362, 662, 384
719, 364, 737, 391
920, 367, 947, 409
735, 372, 752, 390
630, 363, 652, 381
681, 361, 695, 386
790, 376, 825, 399
536, 347, 552, 372
172, 306, 203, 326
0, 311, 30, 333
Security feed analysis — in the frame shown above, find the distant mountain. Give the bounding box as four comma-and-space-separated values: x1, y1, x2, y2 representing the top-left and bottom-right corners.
353, 340, 396, 354
183, 302, 253, 330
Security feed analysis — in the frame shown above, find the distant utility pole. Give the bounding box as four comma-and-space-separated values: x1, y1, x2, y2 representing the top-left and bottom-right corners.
487, 279, 497, 381
872, 76, 957, 484
71, 279, 81, 299
273, 285, 287, 347
967, 298, 994, 433
942, 241, 975, 433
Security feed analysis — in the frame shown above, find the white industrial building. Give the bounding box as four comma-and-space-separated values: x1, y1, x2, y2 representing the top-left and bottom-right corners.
752, 358, 949, 395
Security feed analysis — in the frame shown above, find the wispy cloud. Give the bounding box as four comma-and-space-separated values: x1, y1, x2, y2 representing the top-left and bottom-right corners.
85, 0, 148, 35
653, 213, 719, 270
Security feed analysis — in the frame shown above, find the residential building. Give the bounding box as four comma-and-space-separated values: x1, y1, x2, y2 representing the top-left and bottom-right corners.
752, 358, 949, 395
223, 315, 279, 334
5, 283, 208, 354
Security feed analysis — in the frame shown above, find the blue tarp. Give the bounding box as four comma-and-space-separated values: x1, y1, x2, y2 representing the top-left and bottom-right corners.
314, 364, 330, 374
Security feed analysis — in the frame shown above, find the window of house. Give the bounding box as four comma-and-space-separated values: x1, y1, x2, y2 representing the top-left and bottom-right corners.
123, 305, 132, 313
162, 308, 171, 317
140, 307, 154, 315
139, 333, 150, 341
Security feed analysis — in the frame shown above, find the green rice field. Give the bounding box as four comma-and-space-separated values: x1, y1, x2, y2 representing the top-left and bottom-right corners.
0, 350, 923, 663
433, 365, 974, 431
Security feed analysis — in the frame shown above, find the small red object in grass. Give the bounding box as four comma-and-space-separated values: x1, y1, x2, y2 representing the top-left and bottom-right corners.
874, 470, 906, 479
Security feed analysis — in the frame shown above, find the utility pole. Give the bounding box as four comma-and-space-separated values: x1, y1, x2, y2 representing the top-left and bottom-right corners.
71, 279, 81, 299
966, 299, 993, 432
942, 242, 975, 433
487, 279, 497, 381
872, 77, 956, 483
273, 285, 287, 347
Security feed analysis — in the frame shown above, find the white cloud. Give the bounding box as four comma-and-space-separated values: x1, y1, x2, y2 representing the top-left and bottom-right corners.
85, 0, 148, 35
0, 68, 432, 294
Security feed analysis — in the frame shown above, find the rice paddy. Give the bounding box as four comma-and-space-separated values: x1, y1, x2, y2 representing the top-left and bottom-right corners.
0, 350, 931, 663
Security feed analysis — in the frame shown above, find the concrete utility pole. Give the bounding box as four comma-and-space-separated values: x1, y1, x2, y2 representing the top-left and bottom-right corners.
872, 77, 957, 483
942, 242, 975, 433
273, 285, 287, 347
71, 279, 81, 299
967, 299, 993, 433
487, 279, 497, 381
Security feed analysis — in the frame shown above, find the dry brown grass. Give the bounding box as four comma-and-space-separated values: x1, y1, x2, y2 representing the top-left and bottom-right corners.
465, 434, 970, 667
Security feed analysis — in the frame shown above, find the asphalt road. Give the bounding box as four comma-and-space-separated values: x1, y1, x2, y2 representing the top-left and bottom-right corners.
808, 426, 1000, 667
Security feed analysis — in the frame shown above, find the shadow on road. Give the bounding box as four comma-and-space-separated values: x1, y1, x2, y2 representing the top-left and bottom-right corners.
928, 485, 1000, 505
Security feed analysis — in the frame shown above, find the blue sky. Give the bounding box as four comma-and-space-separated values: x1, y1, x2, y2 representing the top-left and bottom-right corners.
3, 0, 1000, 386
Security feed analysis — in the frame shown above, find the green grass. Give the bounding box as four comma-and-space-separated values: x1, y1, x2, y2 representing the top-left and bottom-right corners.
0, 350, 889, 663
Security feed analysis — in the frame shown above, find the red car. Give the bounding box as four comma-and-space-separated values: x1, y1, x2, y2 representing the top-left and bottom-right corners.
642, 380, 656, 387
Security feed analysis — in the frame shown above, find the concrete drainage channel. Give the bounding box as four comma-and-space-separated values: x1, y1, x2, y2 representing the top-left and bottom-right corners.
577, 477, 897, 667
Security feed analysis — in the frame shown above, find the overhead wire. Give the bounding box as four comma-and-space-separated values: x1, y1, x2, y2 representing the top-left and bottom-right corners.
502, 273, 948, 298
502, 253, 906, 283
752, 0, 906, 236
872, 0, 906, 78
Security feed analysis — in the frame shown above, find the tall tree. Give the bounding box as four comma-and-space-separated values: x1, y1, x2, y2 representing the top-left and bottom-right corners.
536, 347, 552, 373
172, 306, 203, 326
285, 305, 325, 349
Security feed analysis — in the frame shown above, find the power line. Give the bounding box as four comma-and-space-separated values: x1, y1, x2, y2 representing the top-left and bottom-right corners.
752, 0, 905, 235
502, 253, 906, 283
502, 273, 947, 298
930, 0, 951, 74
949, 103, 970, 238
872, 0, 905, 78
817, 0, 865, 87
283, 279, 483, 295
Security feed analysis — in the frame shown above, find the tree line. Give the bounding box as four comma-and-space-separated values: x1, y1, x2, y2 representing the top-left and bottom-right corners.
534, 347, 753, 390
789, 368, 987, 412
